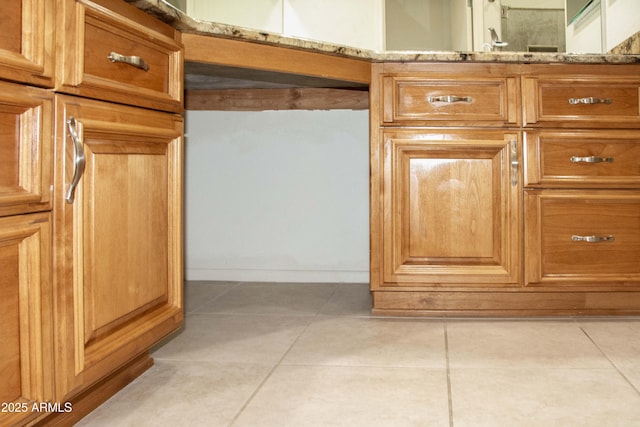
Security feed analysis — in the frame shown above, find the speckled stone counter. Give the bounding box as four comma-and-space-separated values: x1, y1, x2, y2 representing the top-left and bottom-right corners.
126, 0, 640, 64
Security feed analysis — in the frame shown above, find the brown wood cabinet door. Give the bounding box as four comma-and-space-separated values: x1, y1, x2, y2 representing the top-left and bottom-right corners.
0, 212, 53, 426
376, 130, 521, 287
0, 81, 53, 217
53, 95, 183, 400
0, 0, 55, 87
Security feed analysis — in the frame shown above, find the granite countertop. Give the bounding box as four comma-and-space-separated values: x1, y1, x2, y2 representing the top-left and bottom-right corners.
126, 0, 640, 64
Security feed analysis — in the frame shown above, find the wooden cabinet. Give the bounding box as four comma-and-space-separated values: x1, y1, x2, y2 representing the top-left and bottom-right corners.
0, 0, 184, 424
523, 65, 640, 293
371, 63, 523, 314
0, 0, 55, 87
52, 94, 183, 401
0, 50, 54, 425
0, 213, 53, 427
371, 62, 640, 316
0, 81, 53, 217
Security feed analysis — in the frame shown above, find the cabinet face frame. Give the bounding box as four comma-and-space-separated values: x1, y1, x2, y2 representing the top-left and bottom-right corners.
53, 95, 183, 400
0, 0, 55, 87
0, 81, 53, 217
0, 212, 54, 425
375, 129, 522, 288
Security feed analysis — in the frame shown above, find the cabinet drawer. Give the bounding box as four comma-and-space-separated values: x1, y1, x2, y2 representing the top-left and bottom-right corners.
58, 0, 183, 113
382, 75, 519, 126
0, 81, 53, 217
523, 74, 640, 127
524, 130, 640, 188
525, 190, 640, 286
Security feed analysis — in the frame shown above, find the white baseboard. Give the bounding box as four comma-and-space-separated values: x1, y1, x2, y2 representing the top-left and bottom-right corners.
185, 267, 369, 283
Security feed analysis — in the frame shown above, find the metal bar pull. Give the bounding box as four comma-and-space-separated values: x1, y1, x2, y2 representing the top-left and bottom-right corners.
510, 140, 518, 187
108, 51, 149, 71
572, 235, 615, 243
65, 117, 86, 204
570, 156, 614, 163
427, 95, 473, 103
568, 97, 612, 105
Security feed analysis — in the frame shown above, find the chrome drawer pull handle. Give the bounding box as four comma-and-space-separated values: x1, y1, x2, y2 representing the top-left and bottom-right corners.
427, 95, 473, 103
570, 156, 614, 163
65, 117, 86, 204
572, 235, 615, 243
568, 97, 612, 105
108, 52, 149, 71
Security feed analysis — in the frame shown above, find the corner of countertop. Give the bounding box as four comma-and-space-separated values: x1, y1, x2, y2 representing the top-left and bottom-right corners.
609, 31, 640, 55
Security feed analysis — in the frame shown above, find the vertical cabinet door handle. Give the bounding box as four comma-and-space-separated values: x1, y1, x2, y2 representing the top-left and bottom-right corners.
65, 117, 86, 204
510, 140, 518, 187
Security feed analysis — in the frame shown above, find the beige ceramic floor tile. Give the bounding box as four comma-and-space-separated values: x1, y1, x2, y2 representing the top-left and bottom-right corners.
76, 360, 270, 427
193, 282, 337, 316
233, 365, 450, 427
152, 313, 311, 364
184, 280, 237, 313
579, 319, 640, 369
282, 317, 446, 368
450, 368, 640, 427
319, 283, 372, 316
447, 320, 611, 369
623, 368, 640, 391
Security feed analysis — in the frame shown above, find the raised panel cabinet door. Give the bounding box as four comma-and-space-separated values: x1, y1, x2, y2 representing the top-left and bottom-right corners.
0, 212, 53, 426
53, 95, 183, 400
0, 81, 53, 217
0, 0, 55, 87
377, 130, 521, 287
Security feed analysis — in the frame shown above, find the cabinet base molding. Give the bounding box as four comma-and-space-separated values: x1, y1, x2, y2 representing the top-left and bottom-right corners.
33, 353, 154, 427
372, 291, 640, 317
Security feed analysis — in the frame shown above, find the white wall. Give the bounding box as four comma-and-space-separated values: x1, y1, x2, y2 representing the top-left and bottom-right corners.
605, 0, 640, 50
185, 0, 384, 51
185, 110, 370, 283
566, 0, 640, 53
284, 0, 384, 51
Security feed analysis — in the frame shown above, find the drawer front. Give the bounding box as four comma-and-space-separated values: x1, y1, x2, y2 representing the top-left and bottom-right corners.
382, 76, 519, 126
59, 0, 183, 113
0, 82, 53, 217
524, 130, 640, 188
525, 190, 640, 286
523, 76, 640, 127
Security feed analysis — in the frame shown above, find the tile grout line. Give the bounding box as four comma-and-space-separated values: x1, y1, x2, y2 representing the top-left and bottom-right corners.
579, 325, 640, 396
444, 321, 454, 427
227, 293, 335, 426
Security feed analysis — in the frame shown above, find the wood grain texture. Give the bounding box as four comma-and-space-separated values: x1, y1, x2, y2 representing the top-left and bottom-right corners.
186, 87, 369, 111
53, 95, 184, 401
0, 0, 56, 87
0, 213, 54, 427
0, 81, 53, 217
56, 0, 183, 113
182, 32, 371, 86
